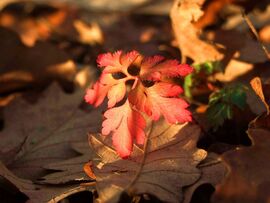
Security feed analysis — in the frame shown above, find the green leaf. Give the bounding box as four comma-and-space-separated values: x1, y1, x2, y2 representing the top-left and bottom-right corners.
206, 84, 247, 130
184, 74, 193, 98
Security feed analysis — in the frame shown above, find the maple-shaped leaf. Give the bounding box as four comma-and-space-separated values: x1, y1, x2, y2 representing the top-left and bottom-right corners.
87, 119, 207, 203
102, 100, 146, 158
212, 114, 270, 203
0, 83, 101, 180
140, 56, 193, 81
129, 82, 192, 124
0, 161, 95, 203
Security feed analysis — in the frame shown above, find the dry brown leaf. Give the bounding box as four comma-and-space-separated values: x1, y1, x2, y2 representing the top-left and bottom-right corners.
40, 141, 94, 184
250, 77, 269, 114
0, 27, 77, 94
0, 83, 101, 181
170, 0, 223, 63
194, 0, 236, 29
74, 20, 103, 45
88, 118, 207, 203
214, 59, 254, 82
212, 114, 270, 203
183, 153, 227, 203
0, 161, 95, 203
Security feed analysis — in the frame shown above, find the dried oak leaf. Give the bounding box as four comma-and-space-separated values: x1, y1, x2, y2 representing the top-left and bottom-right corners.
39, 141, 93, 185
0, 161, 95, 203
212, 114, 270, 203
170, 0, 223, 63
88, 118, 207, 203
0, 83, 101, 181
183, 153, 227, 203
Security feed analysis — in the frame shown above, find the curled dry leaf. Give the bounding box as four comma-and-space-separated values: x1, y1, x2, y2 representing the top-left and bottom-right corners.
88, 118, 207, 203
170, 0, 223, 63
250, 77, 270, 114
0, 83, 101, 181
212, 113, 270, 203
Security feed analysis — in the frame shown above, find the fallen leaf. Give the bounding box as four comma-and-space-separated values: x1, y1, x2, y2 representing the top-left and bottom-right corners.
0, 27, 77, 94
74, 20, 104, 45
212, 114, 270, 203
170, 0, 223, 63
88, 118, 207, 203
250, 77, 269, 114
0, 161, 95, 203
40, 141, 94, 185
214, 59, 253, 82
194, 0, 235, 29
183, 153, 227, 203
0, 83, 101, 181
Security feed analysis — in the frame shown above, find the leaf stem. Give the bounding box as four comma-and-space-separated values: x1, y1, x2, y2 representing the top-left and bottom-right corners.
127, 121, 154, 194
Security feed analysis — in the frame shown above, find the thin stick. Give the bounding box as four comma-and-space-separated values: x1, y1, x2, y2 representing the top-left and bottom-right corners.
242, 11, 270, 60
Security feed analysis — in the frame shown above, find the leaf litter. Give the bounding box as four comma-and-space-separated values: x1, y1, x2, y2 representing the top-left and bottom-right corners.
87, 118, 208, 203
0, 0, 270, 202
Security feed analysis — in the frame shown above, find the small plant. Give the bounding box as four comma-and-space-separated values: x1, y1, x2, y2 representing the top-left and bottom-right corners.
85, 50, 193, 157
184, 61, 221, 98
206, 84, 248, 130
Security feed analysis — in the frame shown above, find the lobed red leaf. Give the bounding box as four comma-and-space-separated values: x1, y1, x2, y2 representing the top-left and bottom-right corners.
102, 100, 146, 157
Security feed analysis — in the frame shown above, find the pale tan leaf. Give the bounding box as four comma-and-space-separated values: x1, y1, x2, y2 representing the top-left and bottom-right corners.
170, 0, 223, 63
250, 77, 269, 114
89, 119, 207, 203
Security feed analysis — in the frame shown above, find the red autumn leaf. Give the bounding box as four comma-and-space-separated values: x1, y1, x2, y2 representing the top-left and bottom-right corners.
85, 50, 193, 157
97, 50, 140, 74
102, 100, 146, 158
129, 82, 192, 124
140, 56, 193, 81
85, 73, 127, 108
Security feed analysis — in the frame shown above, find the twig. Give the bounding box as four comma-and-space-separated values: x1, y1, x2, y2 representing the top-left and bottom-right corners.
242, 11, 270, 61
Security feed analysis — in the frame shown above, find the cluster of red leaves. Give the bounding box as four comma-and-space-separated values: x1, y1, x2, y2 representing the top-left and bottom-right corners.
85, 51, 193, 157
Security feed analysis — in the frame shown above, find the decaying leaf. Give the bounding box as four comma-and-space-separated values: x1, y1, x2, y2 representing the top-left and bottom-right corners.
170, 0, 223, 63
40, 141, 94, 185
0, 27, 77, 94
250, 77, 270, 114
74, 20, 104, 45
183, 153, 227, 203
88, 118, 207, 203
0, 83, 101, 181
212, 113, 270, 203
0, 161, 95, 203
